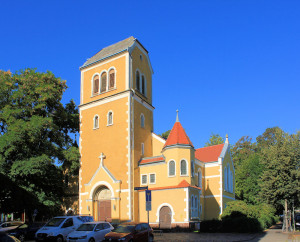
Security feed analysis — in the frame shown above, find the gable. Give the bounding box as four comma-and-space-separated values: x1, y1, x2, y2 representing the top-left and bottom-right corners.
195, 144, 224, 163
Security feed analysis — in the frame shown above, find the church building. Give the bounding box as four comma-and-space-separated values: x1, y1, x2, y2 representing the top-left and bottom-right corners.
78, 37, 235, 228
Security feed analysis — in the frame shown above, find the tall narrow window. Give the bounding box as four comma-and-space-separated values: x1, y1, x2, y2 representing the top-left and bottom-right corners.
224, 166, 228, 191
136, 71, 140, 91
101, 72, 107, 93
141, 114, 145, 128
94, 115, 99, 129
141, 75, 145, 95
107, 111, 113, 125
198, 170, 202, 188
169, 160, 175, 176
93, 75, 99, 95
141, 143, 144, 156
180, 160, 187, 176
109, 69, 115, 89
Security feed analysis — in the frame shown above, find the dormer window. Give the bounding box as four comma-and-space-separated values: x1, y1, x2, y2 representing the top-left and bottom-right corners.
101, 72, 107, 93
93, 74, 99, 95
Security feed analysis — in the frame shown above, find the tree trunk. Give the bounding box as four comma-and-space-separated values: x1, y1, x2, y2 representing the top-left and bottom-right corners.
285, 199, 288, 233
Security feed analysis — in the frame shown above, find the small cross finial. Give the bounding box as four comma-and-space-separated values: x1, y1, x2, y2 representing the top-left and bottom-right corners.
225, 134, 229, 144
99, 152, 106, 167
176, 109, 179, 122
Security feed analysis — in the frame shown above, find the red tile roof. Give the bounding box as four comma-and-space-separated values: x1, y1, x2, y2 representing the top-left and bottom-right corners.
140, 156, 164, 165
195, 144, 224, 163
139, 180, 201, 191
163, 122, 193, 149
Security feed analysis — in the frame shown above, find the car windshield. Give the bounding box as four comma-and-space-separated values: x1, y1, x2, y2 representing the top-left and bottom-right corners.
45, 218, 65, 227
76, 224, 96, 231
112, 225, 135, 233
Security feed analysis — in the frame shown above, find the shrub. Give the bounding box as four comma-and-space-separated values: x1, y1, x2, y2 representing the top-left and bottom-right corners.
200, 219, 222, 233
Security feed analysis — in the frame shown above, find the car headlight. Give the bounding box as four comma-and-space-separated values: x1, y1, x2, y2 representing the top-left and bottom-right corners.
79, 235, 87, 239
47, 232, 54, 236
118, 238, 126, 241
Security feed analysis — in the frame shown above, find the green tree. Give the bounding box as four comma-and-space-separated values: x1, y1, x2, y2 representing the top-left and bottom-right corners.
204, 133, 224, 147
160, 130, 171, 140
231, 136, 256, 168
235, 154, 263, 204
0, 69, 79, 216
259, 128, 300, 210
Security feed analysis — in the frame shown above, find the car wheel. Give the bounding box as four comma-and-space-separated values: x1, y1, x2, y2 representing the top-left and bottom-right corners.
18, 234, 25, 242
89, 238, 95, 242
56, 235, 64, 242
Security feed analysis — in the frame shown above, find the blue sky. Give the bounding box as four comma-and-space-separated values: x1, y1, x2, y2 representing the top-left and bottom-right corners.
1, 0, 299, 148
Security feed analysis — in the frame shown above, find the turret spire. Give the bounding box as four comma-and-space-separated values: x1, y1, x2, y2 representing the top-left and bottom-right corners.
176, 109, 179, 122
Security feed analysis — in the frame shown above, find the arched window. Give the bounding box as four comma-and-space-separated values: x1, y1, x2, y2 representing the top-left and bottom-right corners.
107, 111, 113, 125
227, 164, 230, 192
141, 75, 145, 95
101, 72, 107, 93
109, 69, 115, 90
141, 143, 144, 156
94, 115, 99, 129
198, 170, 202, 188
93, 74, 99, 95
168, 160, 175, 176
195, 196, 198, 217
136, 71, 140, 91
141, 114, 145, 128
180, 160, 187, 176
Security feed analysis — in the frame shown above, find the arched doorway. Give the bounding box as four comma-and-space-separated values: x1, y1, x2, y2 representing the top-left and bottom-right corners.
93, 186, 112, 221
159, 206, 172, 229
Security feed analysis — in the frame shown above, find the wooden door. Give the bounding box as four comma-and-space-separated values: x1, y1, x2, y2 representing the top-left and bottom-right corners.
97, 200, 111, 221
159, 206, 172, 229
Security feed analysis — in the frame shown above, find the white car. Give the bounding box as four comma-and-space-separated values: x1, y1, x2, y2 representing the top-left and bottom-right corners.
35, 215, 94, 242
67, 222, 113, 242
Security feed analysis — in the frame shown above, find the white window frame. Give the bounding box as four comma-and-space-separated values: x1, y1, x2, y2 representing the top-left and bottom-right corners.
168, 160, 176, 177
107, 111, 113, 126
180, 159, 188, 176
141, 143, 144, 156
140, 113, 145, 128
141, 174, 147, 185
108, 67, 117, 90
91, 73, 100, 96
93, 115, 99, 129
149, 173, 156, 184
100, 70, 108, 93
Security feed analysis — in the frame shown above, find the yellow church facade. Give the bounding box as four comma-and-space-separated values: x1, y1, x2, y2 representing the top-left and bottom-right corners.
78, 37, 235, 228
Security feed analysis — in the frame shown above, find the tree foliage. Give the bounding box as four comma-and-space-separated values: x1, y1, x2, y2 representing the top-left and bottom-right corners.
204, 133, 224, 147
259, 128, 300, 209
0, 69, 79, 216
160, 130, 171, 140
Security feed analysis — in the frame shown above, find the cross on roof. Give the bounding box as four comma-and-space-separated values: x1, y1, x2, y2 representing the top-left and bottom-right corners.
99, 152, 106, 167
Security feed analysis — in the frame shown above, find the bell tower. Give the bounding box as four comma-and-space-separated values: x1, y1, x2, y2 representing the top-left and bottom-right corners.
78, 37, 154, 222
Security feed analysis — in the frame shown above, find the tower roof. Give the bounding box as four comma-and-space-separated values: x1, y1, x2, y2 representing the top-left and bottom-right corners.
81, 36, 136, 69
163, 121, 193, 149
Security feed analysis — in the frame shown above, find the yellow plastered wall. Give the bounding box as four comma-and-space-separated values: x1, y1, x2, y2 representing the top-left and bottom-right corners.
152, 134, 165, 156
81, 54, 127, 105
138, 189, 187, 224
80, 97, 129, 187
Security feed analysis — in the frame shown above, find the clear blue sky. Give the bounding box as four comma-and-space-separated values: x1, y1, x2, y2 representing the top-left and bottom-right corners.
1, 0, 299, 148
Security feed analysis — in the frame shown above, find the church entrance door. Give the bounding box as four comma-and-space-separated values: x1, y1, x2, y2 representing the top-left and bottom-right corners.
93, 186, 112, 221
97, 200, 111, 221
159, 206, 172, 229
